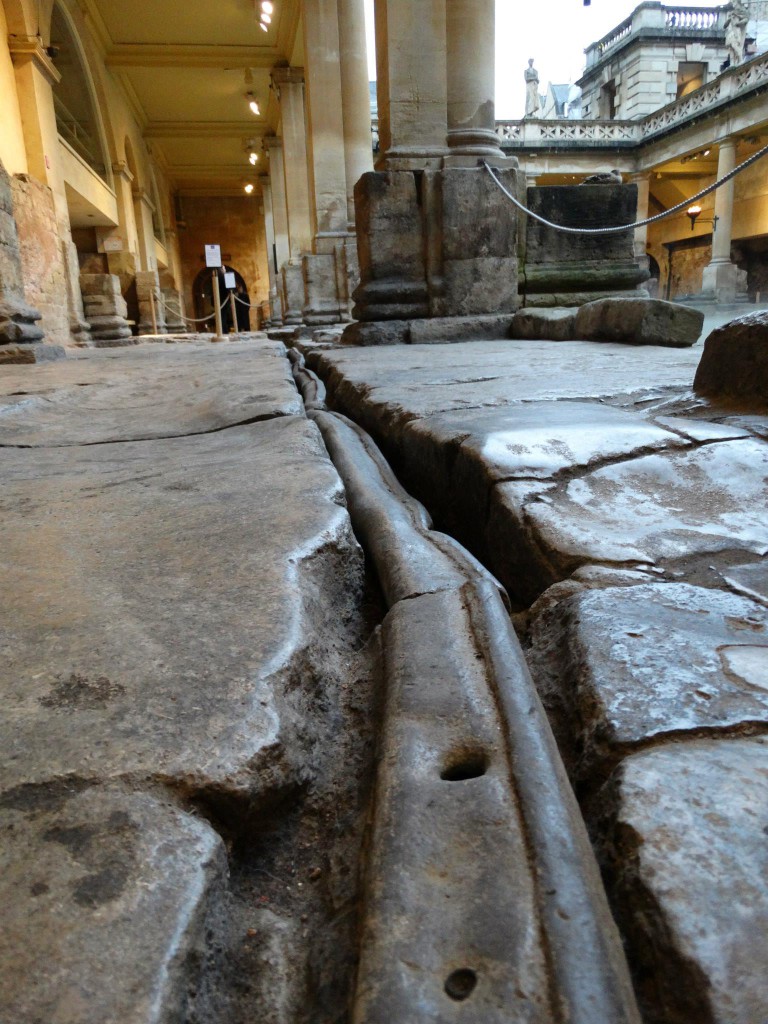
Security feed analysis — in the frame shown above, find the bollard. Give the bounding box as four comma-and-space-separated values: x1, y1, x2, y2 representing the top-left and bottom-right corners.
212, 271, 224, 342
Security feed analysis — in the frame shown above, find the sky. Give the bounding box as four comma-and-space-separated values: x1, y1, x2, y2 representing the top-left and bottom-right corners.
362, 0, 726, 119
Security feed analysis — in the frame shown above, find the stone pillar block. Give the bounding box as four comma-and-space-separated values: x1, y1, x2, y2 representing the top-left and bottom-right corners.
282, 263, 306, 325
161, 289, 185, 332
523, 184, 649, 307
352, 171, 429, 321
433, 166, 519, 317
302, 253, 345, 325
80, 273, 133, 346
0, 160, 48, 361
135, 270, 167, 336
700, 261, 748, 305
352, 167, 519, 324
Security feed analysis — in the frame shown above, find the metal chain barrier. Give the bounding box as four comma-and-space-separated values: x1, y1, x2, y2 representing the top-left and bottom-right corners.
483, 138, 768, 235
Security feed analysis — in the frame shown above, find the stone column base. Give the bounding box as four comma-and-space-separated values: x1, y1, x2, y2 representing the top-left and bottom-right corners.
352, 166, 519, 324
302, 253, 345, 326
80, 274, 134, 345
282, 263, 305, 325
136, 271, 167, 336
341, 312, 517, 346
700, 261, 748, 305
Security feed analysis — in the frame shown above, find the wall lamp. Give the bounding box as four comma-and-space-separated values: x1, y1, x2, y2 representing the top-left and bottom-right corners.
245, 92, 260, 115
686, 205, 719, 232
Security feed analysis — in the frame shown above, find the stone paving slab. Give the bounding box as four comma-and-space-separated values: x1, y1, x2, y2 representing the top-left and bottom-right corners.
595, 738, 768, 1024
523, 438, 768, 570
0, 784, 225, 1024
529, 583, 768, 778
310, 339, 702, 421
0, 416, 359, 801
0, 340, 300, 445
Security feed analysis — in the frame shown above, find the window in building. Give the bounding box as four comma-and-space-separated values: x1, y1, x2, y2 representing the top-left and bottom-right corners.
676, 62, 707, 99
599, 80, 617, 119
50, 4, 108, 180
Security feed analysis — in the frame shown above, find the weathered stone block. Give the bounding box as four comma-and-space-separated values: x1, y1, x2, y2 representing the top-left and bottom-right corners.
352, 171, 428, 322
694, 310, 768, 407
530, 582, 768, 780
435, 167, 519, 317
79, 273, 124, 299
523, 185, 648, 304
303, 253, 343, 325
511, 308, 576, 341
594, 739, 768, 1024
574, 297, 704, 347
282, 262, 306, 325
0, 785, 226, 1024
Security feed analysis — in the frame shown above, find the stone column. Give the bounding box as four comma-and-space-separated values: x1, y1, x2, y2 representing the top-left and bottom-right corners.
628, 171, 651, 280
338, 0, 374, 226
374, 0, 447, 167
271, 67, 312, 260
260, 175, 281, 325
701, 138, 742, 303
445, 0, 504, 161
271, 68, 311, 324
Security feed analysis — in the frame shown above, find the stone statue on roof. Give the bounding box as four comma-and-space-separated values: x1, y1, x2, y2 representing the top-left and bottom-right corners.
725, 0, 750, 66
524, 59, 540, 117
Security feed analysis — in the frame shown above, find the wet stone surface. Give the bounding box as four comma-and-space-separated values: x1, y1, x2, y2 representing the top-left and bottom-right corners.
528, 582, 768, 781
594, 738, 768, 1024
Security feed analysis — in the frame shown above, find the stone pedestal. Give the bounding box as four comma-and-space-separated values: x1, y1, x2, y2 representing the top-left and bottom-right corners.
523, 185, 649, 307
303, 253, 345, 325
80, 273, 134, 346
351, 165, 519, 331
282, 263, 305, 325
136, 271, 166, 336
161, 288, 185, 333
0, 159, 50, 362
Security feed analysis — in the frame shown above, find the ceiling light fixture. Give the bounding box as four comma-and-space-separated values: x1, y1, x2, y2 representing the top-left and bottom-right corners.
249, 151, 258, 165
244, 183, 255, 194
262, 1, 274, 12
245, 91, 260, 115
259, 20, 268, 31
261, 12, 272, 23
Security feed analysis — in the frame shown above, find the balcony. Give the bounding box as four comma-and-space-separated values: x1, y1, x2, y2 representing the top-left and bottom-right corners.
583, 2, 727, 71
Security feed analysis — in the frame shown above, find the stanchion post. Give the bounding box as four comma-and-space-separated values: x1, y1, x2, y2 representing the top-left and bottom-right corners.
229, 290, 237, 333
149, 288, 158, 336
212, 270, 224, 341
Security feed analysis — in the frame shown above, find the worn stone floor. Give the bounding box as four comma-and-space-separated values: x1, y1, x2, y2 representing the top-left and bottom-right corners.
2, 331, 767, 1024
306, 332, 768, 1024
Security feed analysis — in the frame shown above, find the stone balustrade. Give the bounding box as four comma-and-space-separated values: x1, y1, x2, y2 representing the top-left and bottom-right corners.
586, 2, 727, 68
495, 51, 768, 150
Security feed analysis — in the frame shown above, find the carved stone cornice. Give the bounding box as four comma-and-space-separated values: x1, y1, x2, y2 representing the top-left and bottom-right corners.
112, 160, 135, 183
8, 36, 61, 85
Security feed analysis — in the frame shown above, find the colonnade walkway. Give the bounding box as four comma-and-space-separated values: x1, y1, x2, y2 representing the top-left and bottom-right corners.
1, 330, 766, 1024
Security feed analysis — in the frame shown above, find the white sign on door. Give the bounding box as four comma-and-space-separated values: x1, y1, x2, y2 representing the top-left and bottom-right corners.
204, 244, 222, 268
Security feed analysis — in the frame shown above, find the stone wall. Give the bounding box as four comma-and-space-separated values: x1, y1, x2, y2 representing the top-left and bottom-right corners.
10, 174, 70, 345
664, 235, 711, 299
177, 195, 269, 331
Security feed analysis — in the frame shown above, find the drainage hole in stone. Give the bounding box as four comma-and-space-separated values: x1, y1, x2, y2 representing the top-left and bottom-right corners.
444, 969, 478, 1001
440, 752, 488, 782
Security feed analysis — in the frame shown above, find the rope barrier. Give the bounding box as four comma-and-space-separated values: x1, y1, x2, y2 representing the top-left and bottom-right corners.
155, 293, 229, 326
483, 138, 768, 235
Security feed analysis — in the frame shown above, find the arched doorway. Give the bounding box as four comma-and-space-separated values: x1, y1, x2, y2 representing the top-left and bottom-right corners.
193, 265, 251, 332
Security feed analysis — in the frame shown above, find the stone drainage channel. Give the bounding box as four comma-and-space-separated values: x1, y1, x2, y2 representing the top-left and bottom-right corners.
290, 349, 643, 1024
